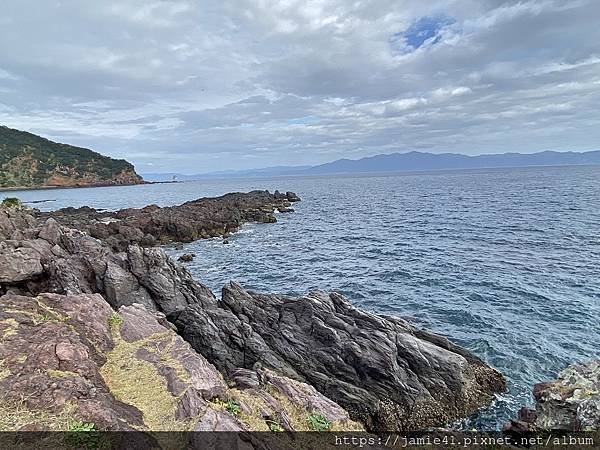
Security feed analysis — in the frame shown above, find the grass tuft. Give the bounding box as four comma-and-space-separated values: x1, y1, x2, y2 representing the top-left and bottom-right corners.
107, 313, 123, 329
307, 413, 331, 431
99, 328, 191, 431
266, 419, 284, 432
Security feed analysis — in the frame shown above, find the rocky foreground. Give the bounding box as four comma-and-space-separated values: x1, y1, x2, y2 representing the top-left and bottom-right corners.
0, 191, 508, 436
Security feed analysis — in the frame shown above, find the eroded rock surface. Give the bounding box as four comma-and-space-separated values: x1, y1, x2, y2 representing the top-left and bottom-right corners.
175, 282, 506, 431
0, 293, 142, 431
0, 292, 348, 435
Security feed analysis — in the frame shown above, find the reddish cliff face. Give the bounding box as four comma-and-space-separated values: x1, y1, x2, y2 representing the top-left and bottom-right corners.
44, 168, 144, 188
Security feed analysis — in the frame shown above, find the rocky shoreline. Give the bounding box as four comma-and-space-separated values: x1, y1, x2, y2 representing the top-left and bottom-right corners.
36, 190, 300, 250
0, 190, 596, 439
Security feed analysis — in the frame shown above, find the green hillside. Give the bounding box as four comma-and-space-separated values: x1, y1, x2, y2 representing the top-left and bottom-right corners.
0, 126, 143, 188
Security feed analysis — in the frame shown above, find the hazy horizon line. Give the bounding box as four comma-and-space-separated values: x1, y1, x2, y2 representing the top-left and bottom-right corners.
141, 148, 600, 176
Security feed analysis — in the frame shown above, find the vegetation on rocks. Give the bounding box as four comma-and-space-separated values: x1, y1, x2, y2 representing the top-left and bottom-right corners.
0, 198, 21, 209
0, 125, 143, 188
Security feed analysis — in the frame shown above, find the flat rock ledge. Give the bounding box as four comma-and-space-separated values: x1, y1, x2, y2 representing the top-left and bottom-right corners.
0, 200, 506, 432
505, 361, 600, 433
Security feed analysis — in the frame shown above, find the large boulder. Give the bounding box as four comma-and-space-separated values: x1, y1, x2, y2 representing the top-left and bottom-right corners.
0, 242, 43, 283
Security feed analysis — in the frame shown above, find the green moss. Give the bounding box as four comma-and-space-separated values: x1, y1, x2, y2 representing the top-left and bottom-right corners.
212, 398, 241, 416
35, 299, 70, 322
4, 302, 70, 326
107, 313, 123, 329
47, 369, 79, 379
266, 419, 284, 432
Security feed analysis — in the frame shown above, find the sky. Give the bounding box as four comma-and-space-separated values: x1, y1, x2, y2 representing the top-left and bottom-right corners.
0, 0, 599, 174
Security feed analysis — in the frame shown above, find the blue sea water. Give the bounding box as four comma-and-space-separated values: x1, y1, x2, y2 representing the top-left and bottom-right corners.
8, 165, 600, 429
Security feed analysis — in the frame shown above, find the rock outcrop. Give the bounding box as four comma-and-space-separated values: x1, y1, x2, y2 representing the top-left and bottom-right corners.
38, 190, 300, 250
175, 283, 506, 431
505, 361, 600, 433
0, 202, 506, 432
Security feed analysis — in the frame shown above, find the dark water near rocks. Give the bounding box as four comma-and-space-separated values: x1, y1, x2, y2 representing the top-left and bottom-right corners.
8, 165, 600, 429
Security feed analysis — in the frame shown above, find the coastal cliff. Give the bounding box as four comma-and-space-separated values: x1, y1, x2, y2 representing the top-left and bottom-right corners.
0, 126, 144, 189
0, 193, 506, 437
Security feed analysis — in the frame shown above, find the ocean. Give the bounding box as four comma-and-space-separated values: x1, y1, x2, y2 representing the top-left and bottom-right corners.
8, 165, 600, 429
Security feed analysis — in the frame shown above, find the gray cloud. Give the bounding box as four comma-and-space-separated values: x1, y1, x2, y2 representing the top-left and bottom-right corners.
0, 0, 599, 173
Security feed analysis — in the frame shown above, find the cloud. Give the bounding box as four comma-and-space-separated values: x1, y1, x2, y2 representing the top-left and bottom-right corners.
0, 0, 599, 172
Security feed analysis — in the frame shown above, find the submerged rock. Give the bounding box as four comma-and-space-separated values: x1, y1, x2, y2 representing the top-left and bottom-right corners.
178, 253, 196, 262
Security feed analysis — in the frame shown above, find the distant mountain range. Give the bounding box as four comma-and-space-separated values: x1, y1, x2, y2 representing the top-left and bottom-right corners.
0, 126, 144, 189
142, 150, 600, 181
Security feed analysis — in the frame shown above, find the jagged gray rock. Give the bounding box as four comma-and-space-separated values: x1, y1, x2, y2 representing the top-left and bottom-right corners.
0, 241, 44, 283
37, 190, 299, 250
174, 282, 506, 431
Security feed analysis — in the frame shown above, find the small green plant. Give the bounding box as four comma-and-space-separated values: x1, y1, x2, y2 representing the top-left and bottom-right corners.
69, 421, 96, 432
1, 197, 22, 209
307, 413, 331, 431
211, 397, 242, 416
107, 313, 123, 329
266, 419, 284, 432
66, 421, 101, 449
224, 400, 241, 416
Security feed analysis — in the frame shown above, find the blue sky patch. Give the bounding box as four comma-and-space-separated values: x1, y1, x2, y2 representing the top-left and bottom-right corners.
391, 15, 455, 53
